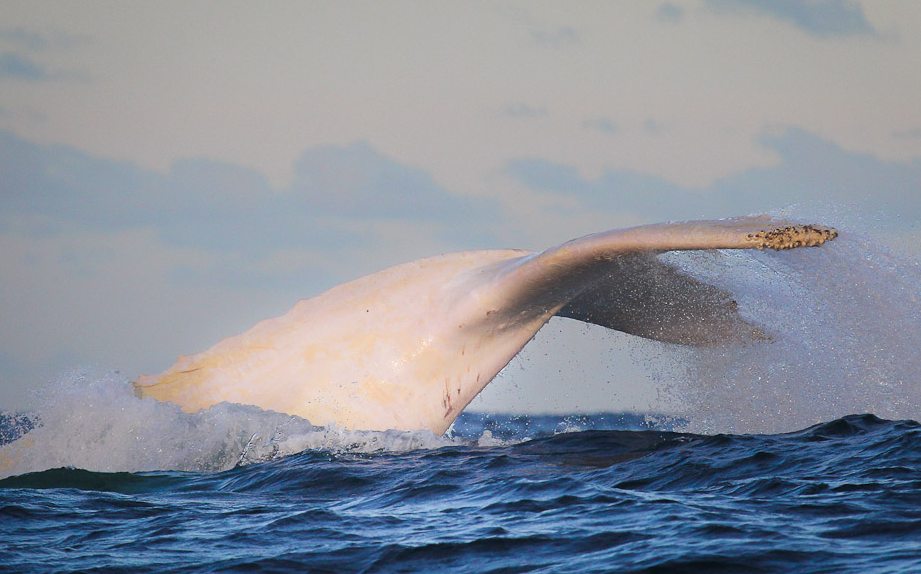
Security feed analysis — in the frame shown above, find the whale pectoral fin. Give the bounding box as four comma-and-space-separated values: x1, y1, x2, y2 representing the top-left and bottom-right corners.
557, 253, 765, 345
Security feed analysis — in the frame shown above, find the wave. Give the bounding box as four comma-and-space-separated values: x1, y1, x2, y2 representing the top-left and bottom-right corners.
4, 413, 919, 574
0, 367, 677, 479
3, 414, 918, 495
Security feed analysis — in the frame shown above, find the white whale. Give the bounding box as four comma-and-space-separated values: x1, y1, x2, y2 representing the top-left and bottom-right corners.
134, 216, 836, 434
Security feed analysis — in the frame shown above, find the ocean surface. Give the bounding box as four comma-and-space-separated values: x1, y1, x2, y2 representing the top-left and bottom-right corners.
2, 411, 921, 573
4, 226, 921, 572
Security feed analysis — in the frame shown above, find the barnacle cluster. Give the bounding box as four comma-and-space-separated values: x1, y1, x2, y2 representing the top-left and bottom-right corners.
747, 224, 838, 251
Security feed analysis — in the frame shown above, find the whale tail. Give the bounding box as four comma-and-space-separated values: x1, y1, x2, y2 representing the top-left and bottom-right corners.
134, 216, 837, 433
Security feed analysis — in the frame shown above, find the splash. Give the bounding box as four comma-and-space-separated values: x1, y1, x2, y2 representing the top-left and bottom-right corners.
0, 368, 457, 479
649, 229, 921, 434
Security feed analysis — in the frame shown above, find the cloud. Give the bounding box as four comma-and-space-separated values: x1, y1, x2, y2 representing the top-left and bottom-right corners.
0, 52, 48, 81
0, 131, 499, 257
506, 127, 921, 224
582, 117, 618, 134
0, 27, 87, 52
290, 142, 488, 221
0, 28, 48, 51
705, 0, 878, 38
0, 28, 89, 82
498, 103, 548, 119
893, 128, 921, 141
530, 25, 580, 48
656, 3, 686, 22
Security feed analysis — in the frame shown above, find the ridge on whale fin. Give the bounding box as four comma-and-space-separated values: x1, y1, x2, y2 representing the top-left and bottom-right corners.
134, 216, 836, 434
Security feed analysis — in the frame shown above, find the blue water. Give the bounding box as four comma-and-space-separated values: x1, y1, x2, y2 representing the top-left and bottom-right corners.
2, 411, 921, 573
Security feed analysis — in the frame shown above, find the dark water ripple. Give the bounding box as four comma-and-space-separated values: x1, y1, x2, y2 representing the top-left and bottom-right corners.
2, 413, 921, 573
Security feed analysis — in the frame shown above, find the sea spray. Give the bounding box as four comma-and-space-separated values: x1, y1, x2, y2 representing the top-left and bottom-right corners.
650, 230, 921, 434
0, 368, 454, 478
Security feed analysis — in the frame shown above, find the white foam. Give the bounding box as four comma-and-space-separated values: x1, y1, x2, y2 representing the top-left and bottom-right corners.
0, 368, 457, 478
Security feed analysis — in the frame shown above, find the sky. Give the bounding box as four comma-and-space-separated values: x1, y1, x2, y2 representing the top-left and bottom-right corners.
1, 1, 920, 413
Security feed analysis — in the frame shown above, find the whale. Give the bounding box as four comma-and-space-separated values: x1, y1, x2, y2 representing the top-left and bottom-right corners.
134, 216, 837, 434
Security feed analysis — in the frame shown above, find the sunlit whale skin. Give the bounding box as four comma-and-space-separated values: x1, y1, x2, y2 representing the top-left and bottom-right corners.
134, 216, 837, 434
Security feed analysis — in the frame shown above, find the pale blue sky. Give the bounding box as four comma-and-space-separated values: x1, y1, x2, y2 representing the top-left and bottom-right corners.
1, 1, 920, 412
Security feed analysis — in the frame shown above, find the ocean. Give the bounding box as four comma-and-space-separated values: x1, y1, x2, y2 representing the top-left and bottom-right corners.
2, 411, 921, 573
3, 228, 921, 572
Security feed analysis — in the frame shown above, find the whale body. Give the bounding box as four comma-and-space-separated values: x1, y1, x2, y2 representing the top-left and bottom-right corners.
134, 216, 837, 434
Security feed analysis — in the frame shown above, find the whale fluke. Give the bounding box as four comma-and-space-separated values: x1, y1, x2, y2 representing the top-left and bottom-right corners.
134, 216, 837, 434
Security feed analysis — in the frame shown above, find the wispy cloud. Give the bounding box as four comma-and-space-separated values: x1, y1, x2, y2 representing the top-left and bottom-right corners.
582, 117, 618, 134
0, 132, 498, 257
705, 0, 878, 38
0, 52, 49, 81
530, 25, 580, 48
499, 102, 548, 118
291, 142, 487, 221
498, 103, 548, 119
0, 28, 89, 82
893, 127, 921, 141
656, 3, 686, 23
0, 28, 48, 51
0, 27, 88, 52
506, 127, 921, 223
